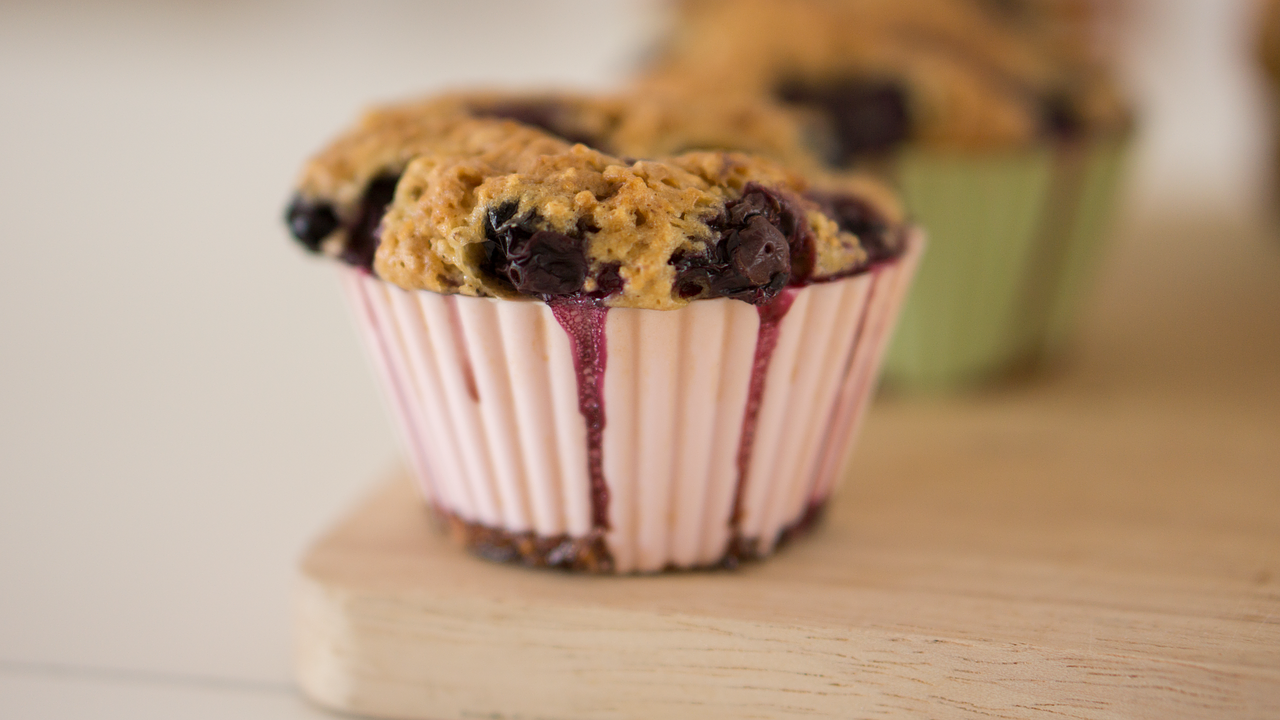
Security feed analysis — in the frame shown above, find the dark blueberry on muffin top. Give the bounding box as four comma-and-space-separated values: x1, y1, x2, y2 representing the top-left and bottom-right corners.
806, 190, 903, 266
341, 174, 400, 272
482, 203, 589, 297
671, 183, 800, 304
285, 196, 340, 252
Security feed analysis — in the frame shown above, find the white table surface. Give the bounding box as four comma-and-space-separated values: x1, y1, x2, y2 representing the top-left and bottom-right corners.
0, 0, 1273, 717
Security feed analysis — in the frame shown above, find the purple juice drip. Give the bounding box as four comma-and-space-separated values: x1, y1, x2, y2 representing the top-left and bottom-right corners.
728, 288, 799, 533
548, 297, 611, 531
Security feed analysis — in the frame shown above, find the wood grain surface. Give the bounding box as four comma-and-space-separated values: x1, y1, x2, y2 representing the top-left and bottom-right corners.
295, 212, 1280, 719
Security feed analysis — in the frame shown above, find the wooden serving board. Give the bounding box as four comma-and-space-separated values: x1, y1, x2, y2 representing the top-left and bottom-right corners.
295, 213, 1280, 719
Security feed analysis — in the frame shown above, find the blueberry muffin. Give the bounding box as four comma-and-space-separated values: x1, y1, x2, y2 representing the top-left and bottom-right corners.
643, 0, 1132, 389
287, 90, 921, 572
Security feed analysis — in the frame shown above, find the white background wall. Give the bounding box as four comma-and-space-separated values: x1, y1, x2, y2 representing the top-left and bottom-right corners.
1122, 0, 1272, 213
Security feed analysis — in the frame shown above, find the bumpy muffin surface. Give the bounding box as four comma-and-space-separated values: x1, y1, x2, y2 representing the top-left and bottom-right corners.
641, 0, 1130, 162
287, 91, 907, 310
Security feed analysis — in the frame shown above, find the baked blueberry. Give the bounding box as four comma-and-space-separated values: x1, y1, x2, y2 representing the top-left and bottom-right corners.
590, 262, 625, 299
1040, 92, 1085, 140
340, 174, 399, 272
776, 78, 912, 164
482, 205, 588, 297
806, 190, 903, 266
673, 183, 799, 304
285, 195, 340, 252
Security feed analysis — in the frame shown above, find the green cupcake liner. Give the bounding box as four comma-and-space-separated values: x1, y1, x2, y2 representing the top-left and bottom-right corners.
882, 136, 1130, 391
1039, 137, 1131, 356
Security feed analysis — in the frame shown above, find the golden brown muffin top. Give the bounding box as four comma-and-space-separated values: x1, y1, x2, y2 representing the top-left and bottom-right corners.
640, 0, 1131, 161
286, 90, 908, 310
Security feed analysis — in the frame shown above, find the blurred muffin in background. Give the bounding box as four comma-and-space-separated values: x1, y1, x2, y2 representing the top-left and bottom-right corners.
1259, 0, 1280, 200
977, 0, 1130, 72
1261, 0, 1280, 81
645, 0, 1128, 158
641, 0, 1134, 390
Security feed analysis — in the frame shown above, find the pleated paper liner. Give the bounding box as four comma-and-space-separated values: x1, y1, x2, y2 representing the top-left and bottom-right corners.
883, 135, 1130, 391
1039, 136, 1131, 356
341, 232, 922, 573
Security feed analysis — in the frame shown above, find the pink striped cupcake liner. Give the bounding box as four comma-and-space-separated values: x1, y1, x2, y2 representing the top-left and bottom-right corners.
342, 231, 922, 573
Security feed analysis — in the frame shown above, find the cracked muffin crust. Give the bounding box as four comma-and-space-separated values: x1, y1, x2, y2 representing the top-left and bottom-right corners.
286, 91, 906, 310
640, 0, 1131, 163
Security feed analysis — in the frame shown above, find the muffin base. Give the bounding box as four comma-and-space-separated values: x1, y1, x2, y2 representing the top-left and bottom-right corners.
438, 500, 829, 573
441, 511, 615, 573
